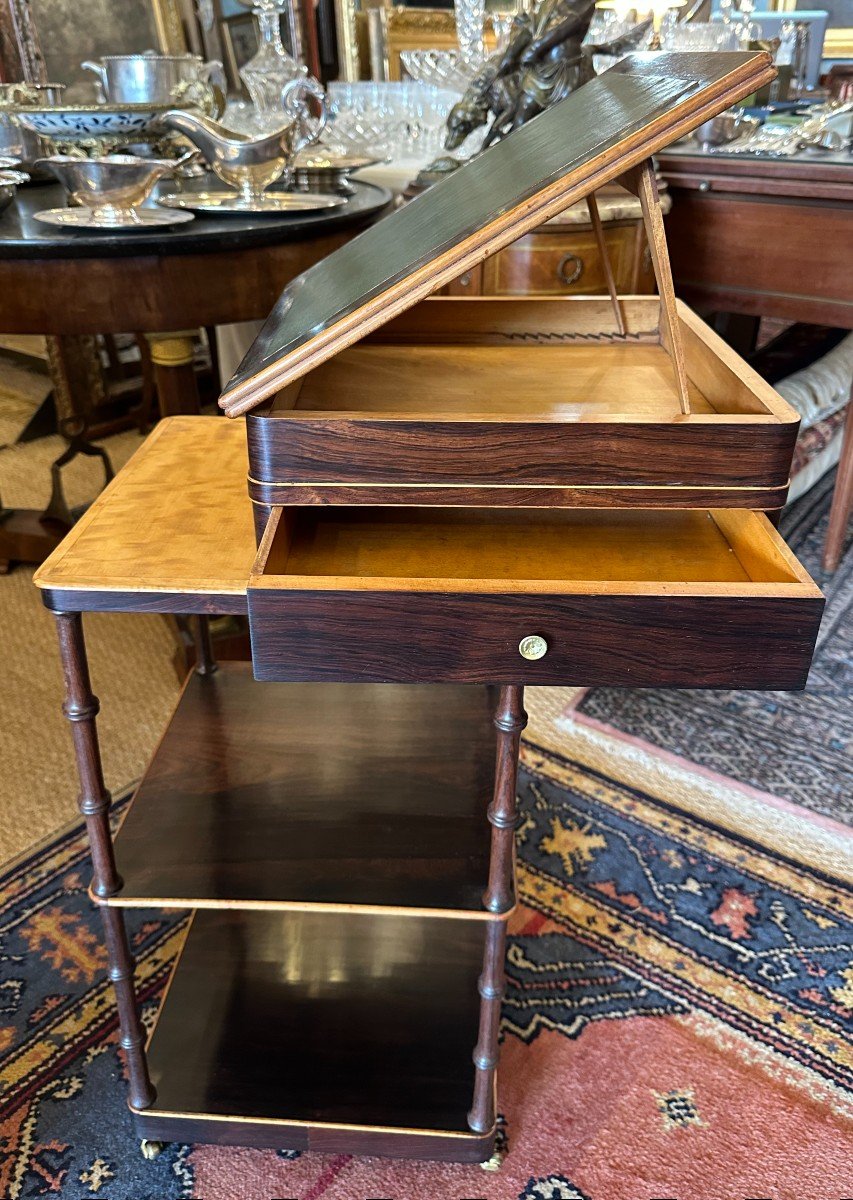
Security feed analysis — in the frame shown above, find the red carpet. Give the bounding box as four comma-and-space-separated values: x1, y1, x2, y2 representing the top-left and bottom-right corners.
1, 730, 851, 1199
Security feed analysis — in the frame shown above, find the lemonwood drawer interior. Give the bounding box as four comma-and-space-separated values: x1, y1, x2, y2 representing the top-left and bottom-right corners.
246, 297, 799, 507
247, 506, 823, 687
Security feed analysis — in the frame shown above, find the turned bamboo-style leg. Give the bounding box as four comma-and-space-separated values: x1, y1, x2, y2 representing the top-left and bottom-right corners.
100, 905, 156, 1110
483, 685, 527, 915
469, 920, 508, 1135
54, 611, 156, 1111
192, 614, 217, 676
469, 685, 527, 1136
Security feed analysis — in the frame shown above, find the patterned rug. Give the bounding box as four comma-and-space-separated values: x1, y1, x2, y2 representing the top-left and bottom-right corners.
2, 722, 851, 1200
579, 470, 853, 824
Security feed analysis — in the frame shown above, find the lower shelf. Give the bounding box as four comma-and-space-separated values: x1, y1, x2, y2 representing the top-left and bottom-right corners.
136, 909, 494, 1161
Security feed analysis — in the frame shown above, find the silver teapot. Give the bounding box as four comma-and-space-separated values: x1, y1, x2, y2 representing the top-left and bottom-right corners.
82, 53, 226, 117
158, 77, 328, 202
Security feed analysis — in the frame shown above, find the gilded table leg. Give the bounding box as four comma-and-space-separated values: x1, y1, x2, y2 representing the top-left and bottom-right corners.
469, 685, 527, 1137
54, 611, 156, 1111
146, 332, 200, 418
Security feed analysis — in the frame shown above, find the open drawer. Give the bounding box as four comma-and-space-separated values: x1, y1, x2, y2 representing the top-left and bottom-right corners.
245, 298, 799, 511
248, 507, 823, 688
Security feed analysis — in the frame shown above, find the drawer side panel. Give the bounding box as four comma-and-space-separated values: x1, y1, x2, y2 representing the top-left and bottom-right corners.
247, 418, 797, 488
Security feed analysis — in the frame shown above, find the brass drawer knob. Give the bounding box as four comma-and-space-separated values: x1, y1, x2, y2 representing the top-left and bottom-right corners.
519, 634, 548, 661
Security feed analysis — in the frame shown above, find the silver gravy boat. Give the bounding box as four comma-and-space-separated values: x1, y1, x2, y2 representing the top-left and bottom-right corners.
82, 53, 225, 117
158, 77, 328, 203
38, 151, 197, 225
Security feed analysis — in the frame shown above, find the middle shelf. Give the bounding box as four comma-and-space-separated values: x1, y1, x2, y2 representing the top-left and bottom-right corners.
106, 665, 499, 916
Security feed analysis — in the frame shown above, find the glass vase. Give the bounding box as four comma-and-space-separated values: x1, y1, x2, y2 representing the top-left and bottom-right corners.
454, 0, 486, 67
240, 0, 306, 130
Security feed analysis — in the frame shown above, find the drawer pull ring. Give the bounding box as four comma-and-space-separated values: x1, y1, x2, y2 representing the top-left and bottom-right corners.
519, 634, 548, 661
557, 253, 583, 285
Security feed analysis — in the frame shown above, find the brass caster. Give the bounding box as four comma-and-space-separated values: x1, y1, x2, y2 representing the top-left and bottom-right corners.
140, 1139, 165, 1161
480, 1149, 504, 1172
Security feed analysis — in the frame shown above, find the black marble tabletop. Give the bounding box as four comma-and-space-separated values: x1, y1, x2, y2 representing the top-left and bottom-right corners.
0, 175, 393, 260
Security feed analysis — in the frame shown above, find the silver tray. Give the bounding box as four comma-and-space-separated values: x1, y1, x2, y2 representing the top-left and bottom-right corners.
158, 190, 347, 215
292, 152, 381, 195
33, 206, 195, 230
292, 151, 381, 172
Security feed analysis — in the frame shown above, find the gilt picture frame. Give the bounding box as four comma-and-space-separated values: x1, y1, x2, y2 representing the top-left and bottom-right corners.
769, 0, 853, 59
221, 10, 258, 91
0, 0, 187, 95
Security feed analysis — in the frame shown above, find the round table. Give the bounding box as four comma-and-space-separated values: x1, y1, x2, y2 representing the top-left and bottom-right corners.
0, 175, 391, 569
0, 175, 392, 414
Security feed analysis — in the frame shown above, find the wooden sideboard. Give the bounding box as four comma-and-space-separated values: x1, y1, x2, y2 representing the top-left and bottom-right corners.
656, 148, 853, 330
657, 147, 853, 571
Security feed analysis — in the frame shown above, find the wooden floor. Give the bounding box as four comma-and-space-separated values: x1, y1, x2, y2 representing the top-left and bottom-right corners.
110, 665, 497, 914
144, 909, 486, 1134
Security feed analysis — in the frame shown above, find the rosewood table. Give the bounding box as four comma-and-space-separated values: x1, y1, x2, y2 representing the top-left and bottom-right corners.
0, 176, 391, 415
658, 146, 853, 570
34, 414, 516, 1163
30, 51, 826, 1166
35, 411, 822, 1161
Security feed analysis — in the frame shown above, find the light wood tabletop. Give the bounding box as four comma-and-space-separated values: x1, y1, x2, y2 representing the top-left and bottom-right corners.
35, 417, 255, 613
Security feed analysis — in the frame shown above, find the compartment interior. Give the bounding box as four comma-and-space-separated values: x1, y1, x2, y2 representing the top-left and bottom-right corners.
261, 508, 803, 587
277, 344, 716, 419
261, 295, 791, 424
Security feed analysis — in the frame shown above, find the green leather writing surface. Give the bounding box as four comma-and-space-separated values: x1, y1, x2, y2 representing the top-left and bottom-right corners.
220, 51, 771, 413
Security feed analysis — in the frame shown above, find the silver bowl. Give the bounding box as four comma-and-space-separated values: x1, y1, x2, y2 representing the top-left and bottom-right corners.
694, 110, 760, 149
36, 152, 190, 225
0, 159, 29, 216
